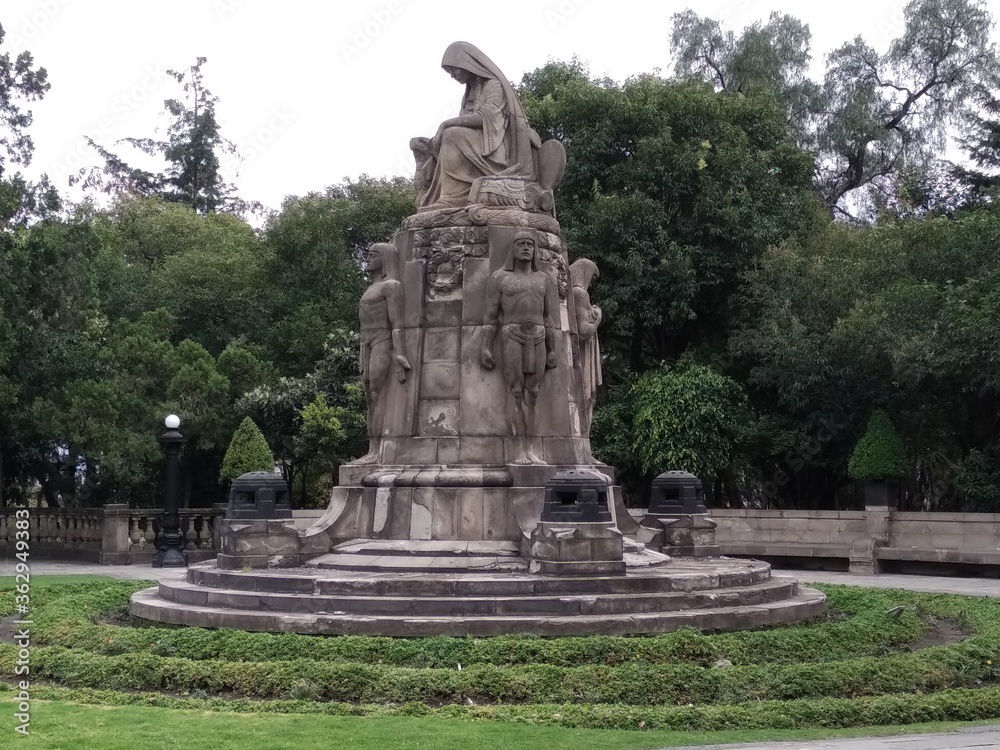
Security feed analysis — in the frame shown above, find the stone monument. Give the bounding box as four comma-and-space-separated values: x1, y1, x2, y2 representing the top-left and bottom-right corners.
131, 42, 825, 636
300, 40, 610, 546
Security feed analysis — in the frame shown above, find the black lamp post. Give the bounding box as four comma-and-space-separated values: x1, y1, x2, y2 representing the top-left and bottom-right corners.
153, 414, 187, 568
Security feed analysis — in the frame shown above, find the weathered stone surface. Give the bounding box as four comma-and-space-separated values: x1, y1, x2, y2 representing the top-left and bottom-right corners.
133, 551, 824, 636
420, 364, 461, 400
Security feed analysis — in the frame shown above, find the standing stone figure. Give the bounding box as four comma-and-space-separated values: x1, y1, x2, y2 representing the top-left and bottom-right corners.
356, 242, 411, 465
570, 259, 603, 435
412, 41, 539, 211
482, 230, 559, 464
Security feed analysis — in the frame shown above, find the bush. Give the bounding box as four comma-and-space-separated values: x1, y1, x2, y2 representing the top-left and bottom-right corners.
6, 580, 1000, 733
630, 362, 750, 477
847, 410, 909, 481
221, 417, 274, 480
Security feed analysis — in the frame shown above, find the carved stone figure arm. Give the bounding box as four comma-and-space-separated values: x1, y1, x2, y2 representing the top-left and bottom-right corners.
543, 275, 559, 370
481, 272, 501, 369
385, 281, 411, 382
437, 112, 484, 133
574, 288, 602, 339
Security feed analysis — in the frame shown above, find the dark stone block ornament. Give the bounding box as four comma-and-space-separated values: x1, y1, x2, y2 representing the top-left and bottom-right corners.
226, 471, 292, 520
649, 470, 708, 516
540, 469, 612, 523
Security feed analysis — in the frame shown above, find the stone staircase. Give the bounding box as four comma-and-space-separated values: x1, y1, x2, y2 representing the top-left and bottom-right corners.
131, 540, 827, 637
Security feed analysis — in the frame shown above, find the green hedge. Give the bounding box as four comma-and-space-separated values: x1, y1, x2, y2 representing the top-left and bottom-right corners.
5, 682, 1000, 732
28, 582, 934, 668
3, 640, 995, 705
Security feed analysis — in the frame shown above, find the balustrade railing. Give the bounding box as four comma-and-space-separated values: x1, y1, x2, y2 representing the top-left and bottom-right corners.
0, 505, 226, 564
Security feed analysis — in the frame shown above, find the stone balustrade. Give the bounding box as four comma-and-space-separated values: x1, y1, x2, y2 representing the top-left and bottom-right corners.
0, 505, 227, 565
711, 508, 1000, 574
3, 504, 999, 574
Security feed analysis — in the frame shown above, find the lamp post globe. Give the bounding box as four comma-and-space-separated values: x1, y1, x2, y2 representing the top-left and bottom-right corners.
153, 414, 188, 568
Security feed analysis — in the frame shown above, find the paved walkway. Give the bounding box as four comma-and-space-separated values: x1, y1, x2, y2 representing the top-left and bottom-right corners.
672, 723, 1000, 749
3, 562, 1000, 748
0, 560, 184, 581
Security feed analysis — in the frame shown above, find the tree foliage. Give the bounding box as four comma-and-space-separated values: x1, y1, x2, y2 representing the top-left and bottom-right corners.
519, 64, 817, 375
80, 58, 245, 215
848, 410, 910, 481
221, 417, 274, 480
671, 0, 1000, 219
630, 362, 750, 478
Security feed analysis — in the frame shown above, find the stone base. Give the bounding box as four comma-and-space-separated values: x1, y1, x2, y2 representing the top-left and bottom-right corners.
217, 518, 302, 570
131, 550, 827, 636
642, 513, 721, 557
302, 465, 623, 553
524, 521, 625, 576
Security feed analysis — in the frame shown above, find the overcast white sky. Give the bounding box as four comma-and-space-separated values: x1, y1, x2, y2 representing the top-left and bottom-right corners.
3, 0, 990, 212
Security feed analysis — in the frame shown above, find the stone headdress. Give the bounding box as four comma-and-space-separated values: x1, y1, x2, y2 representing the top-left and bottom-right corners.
504, 229, 539, 272
370, 242, 399, 281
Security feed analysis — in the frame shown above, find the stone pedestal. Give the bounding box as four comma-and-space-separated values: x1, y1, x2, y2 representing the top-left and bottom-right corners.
524, 521, 625, 576
217, 518, 302, 569
99, 504, 132, 565
849, 507, 892, 575
641, 513, 721, 557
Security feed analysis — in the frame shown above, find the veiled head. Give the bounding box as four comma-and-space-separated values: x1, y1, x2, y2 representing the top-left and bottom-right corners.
570, 258, 599, 290
441, 41, 501, 83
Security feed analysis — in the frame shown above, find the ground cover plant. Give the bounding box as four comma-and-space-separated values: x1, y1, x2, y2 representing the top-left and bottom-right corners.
2, 578, 1000, 736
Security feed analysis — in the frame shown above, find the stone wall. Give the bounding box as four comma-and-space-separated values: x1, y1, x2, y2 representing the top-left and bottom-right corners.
710, 509, 1000, 574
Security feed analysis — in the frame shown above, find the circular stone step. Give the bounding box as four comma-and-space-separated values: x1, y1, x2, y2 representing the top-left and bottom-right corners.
330, 540, 522, 557
131, 585, 827, 637
155, 577, 800, 617
185, 559, 774, 597
308, 552, 528, 573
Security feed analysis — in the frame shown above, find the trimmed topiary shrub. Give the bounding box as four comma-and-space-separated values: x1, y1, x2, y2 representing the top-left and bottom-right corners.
847, 410, 908, 482
221, 417, 274, 480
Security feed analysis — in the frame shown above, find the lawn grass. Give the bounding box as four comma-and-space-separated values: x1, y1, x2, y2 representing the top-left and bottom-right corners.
1, 698, 998, 750
1, 576, 999, 745
0, 574, 135, 589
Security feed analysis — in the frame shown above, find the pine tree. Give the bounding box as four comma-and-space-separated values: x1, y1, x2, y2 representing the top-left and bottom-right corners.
79, 57, 246, 214
221, 417, 274, 480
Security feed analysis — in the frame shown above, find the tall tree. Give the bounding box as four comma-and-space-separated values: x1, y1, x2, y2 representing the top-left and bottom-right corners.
731, 207, 1000, 508
519, 64, 817, 376
670, 11, 824, 147
81, 57, 243, 214
671, 0, 1000, 219
0, 23, 59, 228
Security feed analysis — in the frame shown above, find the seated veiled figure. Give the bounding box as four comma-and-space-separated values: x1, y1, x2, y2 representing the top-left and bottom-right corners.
412, 42, 564, 212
